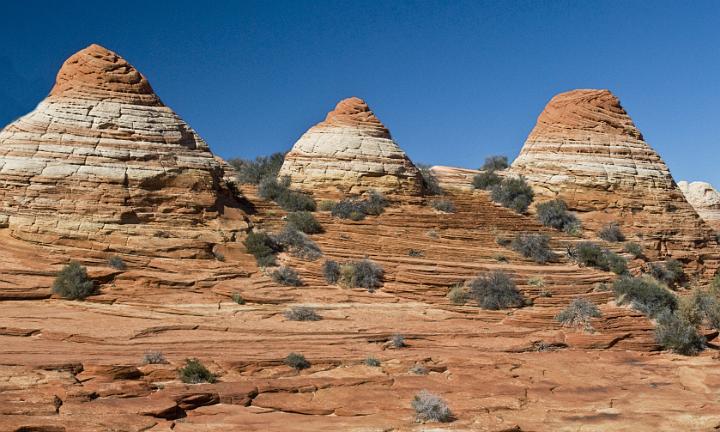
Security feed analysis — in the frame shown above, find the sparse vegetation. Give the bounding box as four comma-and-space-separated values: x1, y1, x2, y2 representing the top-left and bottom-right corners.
678, 289, 720, 330
228, 152, 286, 185
654, 310, 705, 355
555, 298, 601, 330
258, 176, 317, 212
322, 260, 340, 284
623, 242, 644, 258
430, 198, 456, 213
318, 200, 336, 211
599, 223, 625, 242
572, 242, 627, 274
231, 292, 245, 305
142, 351, 167, 365
286, 211, 322, 234
285, 353, 310, 370
271, 266, 302, 286
649, 259, 684, 286
108, 256, 127, 270
244, 231, 278, 266
284, 306, 321, 321
468, 271, 524, 310
417, 163, 443, 195
410, 363, 429, 375
613, 276, 677, 317
408, 249, 425, 257
536, 199, 579, 232
490, 177, 534, 213
482, 155, 509, 171
330, 190, 388, 220
364, 356, 381, 367
528, 276, 545, 287
52, 262, 96, 300
411, 390, 453, 423
273, 226, 322, 260
472, 171, 501, 190
391, 334, 406, 348
510, 233, 556, 263
447, 283, 468, 305
337, 259, 384, 292
179, 358, 216, 384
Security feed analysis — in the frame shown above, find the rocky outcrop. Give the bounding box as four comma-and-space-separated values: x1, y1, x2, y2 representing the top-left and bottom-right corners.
278, 97, 424, 196
679, 181, 720, 231
511, 89, 718, 272
0, 44, 247, 257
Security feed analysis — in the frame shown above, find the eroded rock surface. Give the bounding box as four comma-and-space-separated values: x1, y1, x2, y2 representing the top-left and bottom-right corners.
278, 97, 424, 196
511, 89, 718, 275
679, 181, 720, 231
0, 44, 247, 257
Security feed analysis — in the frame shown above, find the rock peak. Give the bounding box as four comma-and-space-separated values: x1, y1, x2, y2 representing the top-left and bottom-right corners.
50, 44, 161, 105
319, 97, 390, 138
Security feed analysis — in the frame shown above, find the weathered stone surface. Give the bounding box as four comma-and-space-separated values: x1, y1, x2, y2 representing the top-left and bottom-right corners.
278, 97, 424, 196
679, 181, 720, 231
0, 44, 247, 257
511, 89, 718, 275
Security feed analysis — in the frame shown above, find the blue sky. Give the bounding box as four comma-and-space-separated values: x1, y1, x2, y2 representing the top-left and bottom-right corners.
1, 1, 718, 184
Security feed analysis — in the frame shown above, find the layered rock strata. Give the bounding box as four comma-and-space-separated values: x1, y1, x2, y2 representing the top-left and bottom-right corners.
278, 97, 424, 195
679, 181, 720, 231
511, 89, 717, 271
0, 44, 247, 257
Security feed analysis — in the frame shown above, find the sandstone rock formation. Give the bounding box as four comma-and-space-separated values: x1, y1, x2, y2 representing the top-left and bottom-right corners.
278, 97, 424, 195
679, 181, 720, 231
0, 44, 247, 257
511, 89, 718, 272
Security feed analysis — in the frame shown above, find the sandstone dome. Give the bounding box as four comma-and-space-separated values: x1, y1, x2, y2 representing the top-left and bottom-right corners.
278, 97, 424, 195
679, 180, 720, 230
0, 44, 246, 257
511, 89, 717, 265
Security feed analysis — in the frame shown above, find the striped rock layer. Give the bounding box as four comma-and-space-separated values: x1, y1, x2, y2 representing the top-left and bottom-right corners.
278, 97, 424, 196
679, 181, 720, 231
0, 44, 247, 257
511, 89, 718, 271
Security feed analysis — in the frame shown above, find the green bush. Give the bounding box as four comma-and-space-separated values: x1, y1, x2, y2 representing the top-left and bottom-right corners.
490, 177, 534, 213
654, 310, 705, 355
271, 266, 302, 286
284, 306, 321, 321
318, 200, 336, 211
613, 276, 677, 317
363, 190, 387, 216
430, 199, 456, 213
623, 242, 644, 258
257, 176, 316, 211
417, 163, 443, 195
468, 271, 524, 310
649, 259, 684, 286
108, 256, 127, 270
228, 152, 286, 185
243, 231, 278, 266
331, 199, 367, 220
510, 233, 556, 263
536, 199, 578, 231
285, 353, 310, 370
52, 262, 96, 300
273, 226, 322, 261
599, 223, 625, 242
678, 289, 720, 329
447, 283, 468, 305
572, 242, 626, 274
179, 358, 216, 384
364, 356, 381, 367
339, 259, 384, 292
231, 292, 245, 305
258, 176, 289, 200
411, 390, 453, 423
322, 260, 340, 284
482, 155, 509, 171
606, 252, 628, 275
472, 171, 501, 190
286, 211, 322, 234
555, 298, 601, 330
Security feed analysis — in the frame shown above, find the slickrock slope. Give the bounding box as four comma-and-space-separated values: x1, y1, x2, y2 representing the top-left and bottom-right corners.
278, 97, 424, 196
679, 181, 720, 231
511, 89, 718, 273
0, 44, 247, 258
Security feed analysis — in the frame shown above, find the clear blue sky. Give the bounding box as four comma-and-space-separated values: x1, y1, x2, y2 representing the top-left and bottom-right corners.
1, 1, 718, 184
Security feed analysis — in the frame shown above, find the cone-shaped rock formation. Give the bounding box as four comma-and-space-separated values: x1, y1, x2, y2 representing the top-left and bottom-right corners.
679, 181, 720, 231
511, 89, 717, 271
0, 44, 246, 257
278, 97, 424, 195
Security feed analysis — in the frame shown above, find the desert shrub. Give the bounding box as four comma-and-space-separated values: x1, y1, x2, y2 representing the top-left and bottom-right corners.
613, 276, 677, 317
678, 289, 720, 329
563, 220, 583, 236
408, 249, 424, 257
273, 226, 322, 260
599, 223, 625, 242
322, 260, 340, 284
108, 256, 127, 270
244, 231, 278, 266
649, 259, 684, 286
430, 199, 456, 213
472, 171, 501, 190
555, 298, 601, 330
257, 176, 316, 211
536, 199, 578, 231
231, 292, 245, 305
417, 163, 443, 195
624, 242, 644, 258
410, 363, 429, 375
493, 253, 508, 262
482, 155, 509, 171
364, 356, 381, 367
52, 262, 96, 300
510, 233, 556, 263
179, 358, 216, 384
285, 353, 310, 370
331, 199, 367, 220
363, 190, 388, 216
490, 177, 534, 213
284, 306, 321, 321
572, 242, 625, 274
528, 277, 545, 287
318, 200, 336, 211
142, 351, 167, 364
411, 390, 453, 423
228, 152, 286, 184
286, 211, 322, 234
495, 237, 511, 247
606, 251, 628, 275
391, 334, 406, 348
468, 271, 524, 310
447, 283, 468, 305
338, 259, 384, 291
257, 176, 289, 200
654, 310, 705, 355
271, 266, 302, 286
